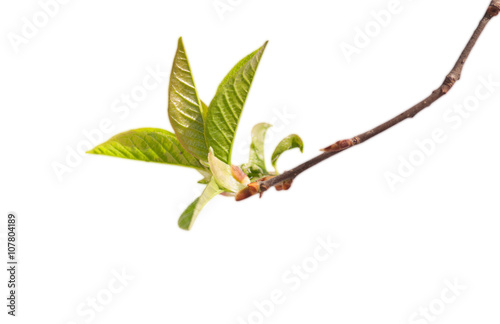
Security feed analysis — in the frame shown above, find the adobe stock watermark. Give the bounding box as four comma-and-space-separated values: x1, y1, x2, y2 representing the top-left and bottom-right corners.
51, 65, 168, 183
408, 278, 466, 324
63, 268, 134, 324
236, 236, 340, 324
213, 0, 244, 21
340, 0, 414, 63
384, 74, 500, 191
7, 0, 72, 53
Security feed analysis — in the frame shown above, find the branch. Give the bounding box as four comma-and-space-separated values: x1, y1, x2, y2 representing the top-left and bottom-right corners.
236, 0, 500, 201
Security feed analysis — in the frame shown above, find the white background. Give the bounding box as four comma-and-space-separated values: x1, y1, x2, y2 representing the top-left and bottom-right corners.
1, 0, 500, 323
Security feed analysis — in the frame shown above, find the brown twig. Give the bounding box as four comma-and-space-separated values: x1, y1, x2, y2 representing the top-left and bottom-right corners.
235, 0, 500, 201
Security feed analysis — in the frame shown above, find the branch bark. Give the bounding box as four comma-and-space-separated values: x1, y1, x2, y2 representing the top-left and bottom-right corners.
235, 0, 500, 201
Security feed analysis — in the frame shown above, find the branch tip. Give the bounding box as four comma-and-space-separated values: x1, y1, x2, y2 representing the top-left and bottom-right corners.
487, 2, 500, 17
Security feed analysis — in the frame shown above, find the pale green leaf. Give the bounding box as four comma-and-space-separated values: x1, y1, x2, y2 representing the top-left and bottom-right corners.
168, 37, 208, 161
208, 148, 245, 193
247, 122, 272, 173
87, 128, 205, 170
178, 178, 223, 230
271, 134, 304, 173
205, 41, 268, 164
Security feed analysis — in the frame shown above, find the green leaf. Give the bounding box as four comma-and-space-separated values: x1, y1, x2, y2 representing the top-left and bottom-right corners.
208, 148, 245, 193
205, 41, 268, 164
201, 101, 209, 121
271, 134, 304, 173
247, 123, 272, 173
168, 37, 208, 162
87, 128, 205, 170
178, 178, 223, 230
214, 49, 259, 94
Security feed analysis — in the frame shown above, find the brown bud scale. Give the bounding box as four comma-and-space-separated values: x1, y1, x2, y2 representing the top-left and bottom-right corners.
321, 137, 360, 152
231, 165, 250, 185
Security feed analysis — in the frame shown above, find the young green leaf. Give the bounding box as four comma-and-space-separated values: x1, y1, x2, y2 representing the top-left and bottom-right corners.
208, 148, 246, 193
178, 198, 199, 230
168, 37, 208, 162
205, 41, 268, 164
178, 178, 223, 230
197, 178, 210, 184
271, 134, 304, 173
87, 128, 205, 170
247, 123, 272, 173
197, 168, 212, 184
